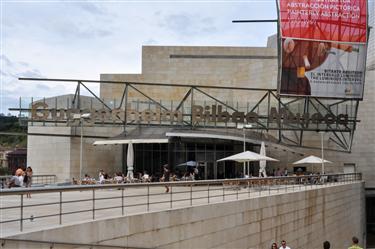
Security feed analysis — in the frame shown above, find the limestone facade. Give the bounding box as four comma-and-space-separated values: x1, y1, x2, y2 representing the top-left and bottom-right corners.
100, 43, 375, 187
27, 95, 124, 182
27, 37, 374, 184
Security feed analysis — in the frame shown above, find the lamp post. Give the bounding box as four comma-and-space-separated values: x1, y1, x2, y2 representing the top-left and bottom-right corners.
237, 123, 253, 176
73, 113, 91, 179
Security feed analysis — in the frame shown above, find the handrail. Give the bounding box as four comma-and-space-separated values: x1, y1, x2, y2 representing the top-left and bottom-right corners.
0, 174, 57, 188
0, 173, 362, 234
0, 237, 154, 249
0, 173, 360, 195
0, 174, 56, 179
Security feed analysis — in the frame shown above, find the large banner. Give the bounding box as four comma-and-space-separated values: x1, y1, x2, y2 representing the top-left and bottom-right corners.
278, 0, 368, 99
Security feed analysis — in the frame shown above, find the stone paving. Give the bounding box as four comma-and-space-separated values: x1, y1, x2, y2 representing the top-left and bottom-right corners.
0, 181, 347, 238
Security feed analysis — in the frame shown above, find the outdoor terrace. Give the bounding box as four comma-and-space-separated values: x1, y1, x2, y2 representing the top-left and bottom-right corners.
0, 173, 361, 239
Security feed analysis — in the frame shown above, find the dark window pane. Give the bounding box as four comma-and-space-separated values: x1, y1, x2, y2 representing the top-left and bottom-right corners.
206, 143, 214, 150
144, 143, 153, 151
196, 143, 205, 151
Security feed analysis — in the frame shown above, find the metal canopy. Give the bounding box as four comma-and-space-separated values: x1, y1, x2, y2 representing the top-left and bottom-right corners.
93, 139, 168, 145
12, 77, 362, 152
93, 127, 171, 145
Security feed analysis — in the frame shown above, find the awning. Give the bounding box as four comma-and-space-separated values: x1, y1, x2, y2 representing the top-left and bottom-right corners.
93, 138, 168, 145
166, 128, 303, 154
93, 127, 172, 146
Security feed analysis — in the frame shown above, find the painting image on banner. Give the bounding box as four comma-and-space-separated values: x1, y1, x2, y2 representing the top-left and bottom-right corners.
279, 0, 367, 43
280, 38, 366, 98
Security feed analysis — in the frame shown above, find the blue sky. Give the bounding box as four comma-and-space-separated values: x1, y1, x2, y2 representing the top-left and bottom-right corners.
1, 0, 278, 114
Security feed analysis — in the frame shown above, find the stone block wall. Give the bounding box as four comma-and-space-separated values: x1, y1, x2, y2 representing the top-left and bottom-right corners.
27, 126, 123, 182
101, 46, 277, 105
27, 126, 73, 182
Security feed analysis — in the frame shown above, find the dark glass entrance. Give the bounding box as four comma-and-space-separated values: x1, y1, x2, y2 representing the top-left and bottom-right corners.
125, 137, 255, 180
124, 143, 168, 176
168, 137, 254, 179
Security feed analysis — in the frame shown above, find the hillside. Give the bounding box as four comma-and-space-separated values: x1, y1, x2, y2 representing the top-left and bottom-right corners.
0, 116, 27, 148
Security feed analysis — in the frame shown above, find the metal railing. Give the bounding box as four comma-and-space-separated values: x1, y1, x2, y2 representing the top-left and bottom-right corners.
0, 238, 153, 249
0, 174, 57, 188
0, 173, 361, 234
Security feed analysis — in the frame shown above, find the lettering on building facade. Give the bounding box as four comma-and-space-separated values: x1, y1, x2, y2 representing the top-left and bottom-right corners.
30, 103, 349, 127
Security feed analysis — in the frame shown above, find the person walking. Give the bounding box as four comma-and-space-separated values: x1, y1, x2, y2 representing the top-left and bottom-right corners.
348, 236, 363, 249
271, 242, 278, 249
279, 240, 291, 249
162, 165, 170, 193
24, 167, 33, 198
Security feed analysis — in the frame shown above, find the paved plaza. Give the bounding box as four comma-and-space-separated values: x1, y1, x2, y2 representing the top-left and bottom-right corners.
0, 181, 347, 238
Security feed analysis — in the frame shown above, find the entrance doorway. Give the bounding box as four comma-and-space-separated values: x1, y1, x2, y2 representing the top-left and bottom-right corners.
169, 138, 251, 179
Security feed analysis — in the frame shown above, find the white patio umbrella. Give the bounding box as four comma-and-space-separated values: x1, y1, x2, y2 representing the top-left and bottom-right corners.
293, 155, 332, 174
175, 161, 197, 171
178, 161, 197, 167
217, 151, 278, 163
259, 142, 267, 177
126, 141, 134, 179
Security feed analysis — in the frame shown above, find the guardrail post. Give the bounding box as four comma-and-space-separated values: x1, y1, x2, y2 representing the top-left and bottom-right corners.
147, 185, 150, 212
277, 179, 280, 193
223, 185, 225, 201
190, 184, 193, 206
20, 194, 24, 232
259, 181, 261, 196
122, 188, 124, 215
286, 180, 288, 192
170, 186, 173, 209
269, 181, 271, 195
59, 191, 62, 225
208, 184, 210, 204
92, 189, 95, 220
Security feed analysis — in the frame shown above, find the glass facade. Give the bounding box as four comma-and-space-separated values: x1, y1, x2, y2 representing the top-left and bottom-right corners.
124, 137, 257, 180
124, 143, 168, 177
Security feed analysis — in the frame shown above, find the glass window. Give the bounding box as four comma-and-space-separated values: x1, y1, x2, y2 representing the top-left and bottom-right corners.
196, 143, 205, 151
144, 143, 153, 151
206, 143, 214, 151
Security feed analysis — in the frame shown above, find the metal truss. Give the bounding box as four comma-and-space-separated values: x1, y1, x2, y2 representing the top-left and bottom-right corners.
12, 77, 361, 152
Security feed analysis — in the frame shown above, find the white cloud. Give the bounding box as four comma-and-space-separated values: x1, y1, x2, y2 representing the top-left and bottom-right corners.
0, 55, 78, 113
1, 1, 277, 114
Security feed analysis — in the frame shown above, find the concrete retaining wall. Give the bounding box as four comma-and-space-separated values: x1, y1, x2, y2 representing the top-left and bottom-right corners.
6, 182, 365, 249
